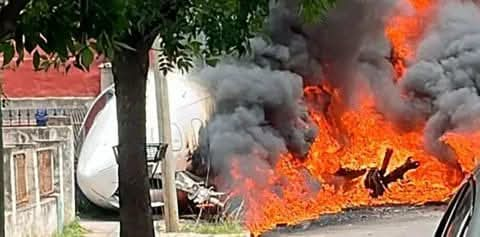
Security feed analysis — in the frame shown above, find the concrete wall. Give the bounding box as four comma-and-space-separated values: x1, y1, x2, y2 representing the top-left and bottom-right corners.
5, 198, 58, 237
3, 126, 75, 237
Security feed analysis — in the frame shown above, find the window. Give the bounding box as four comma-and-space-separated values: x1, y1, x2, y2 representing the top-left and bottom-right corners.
37, 150, 54, 196
171, 123, 183, 151
191, 119, 203, 147
14, 153, 28, 205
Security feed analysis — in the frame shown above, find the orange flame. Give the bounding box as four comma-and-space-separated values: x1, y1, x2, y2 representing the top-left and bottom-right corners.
226, 1, 479, 236
231, 95, 476, 236
231, 93, 477, 235
385, 0, 437, 79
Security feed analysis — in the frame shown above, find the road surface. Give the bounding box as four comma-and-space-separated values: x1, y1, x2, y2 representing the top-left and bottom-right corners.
265, 205, 445, 237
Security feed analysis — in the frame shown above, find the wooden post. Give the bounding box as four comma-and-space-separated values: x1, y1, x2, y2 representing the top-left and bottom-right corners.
0, 97, 4, 237
152, 37, 179, 232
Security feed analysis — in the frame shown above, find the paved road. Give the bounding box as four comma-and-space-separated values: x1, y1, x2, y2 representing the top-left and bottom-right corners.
266, 206, 444, 237
81, 206, 445, 237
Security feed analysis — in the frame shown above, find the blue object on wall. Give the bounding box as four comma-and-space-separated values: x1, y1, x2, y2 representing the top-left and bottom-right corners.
35, 109, 48, 126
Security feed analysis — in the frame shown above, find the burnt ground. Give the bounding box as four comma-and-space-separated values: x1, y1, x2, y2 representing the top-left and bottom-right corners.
262, 204, 446, 237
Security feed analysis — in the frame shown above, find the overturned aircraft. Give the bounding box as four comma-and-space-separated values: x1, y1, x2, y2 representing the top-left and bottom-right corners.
76, 68, 223, 210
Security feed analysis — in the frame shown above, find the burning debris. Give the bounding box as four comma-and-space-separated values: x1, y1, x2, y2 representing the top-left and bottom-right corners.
332, 148, 420, 198
187, 0, 480, 235
364, 149, 420, 198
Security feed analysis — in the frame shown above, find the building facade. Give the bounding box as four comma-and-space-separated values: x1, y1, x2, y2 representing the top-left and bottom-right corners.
3, 126, 76, 237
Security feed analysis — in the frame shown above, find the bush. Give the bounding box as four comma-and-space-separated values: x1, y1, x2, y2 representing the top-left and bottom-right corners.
55, 220, 88, 237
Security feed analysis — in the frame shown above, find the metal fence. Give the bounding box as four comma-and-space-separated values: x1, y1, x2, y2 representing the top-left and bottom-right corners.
2, 106, 88, 159
2, 107, 86, 125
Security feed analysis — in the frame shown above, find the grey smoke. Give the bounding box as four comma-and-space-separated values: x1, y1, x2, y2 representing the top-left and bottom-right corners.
191, 63, 317, 182
253, 0, 403, 116
189, 0, 403, 182
189, 0, 395, 182
253, 0, 420, 127
190, 0, 480, 193
258, 0, 480, 169
400, 1, 480, 167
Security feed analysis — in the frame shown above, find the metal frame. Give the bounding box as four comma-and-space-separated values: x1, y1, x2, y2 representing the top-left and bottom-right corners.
112, 143, 168, 164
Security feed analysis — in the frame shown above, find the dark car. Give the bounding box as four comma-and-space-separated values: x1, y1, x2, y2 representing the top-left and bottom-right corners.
434, 167, 480, 237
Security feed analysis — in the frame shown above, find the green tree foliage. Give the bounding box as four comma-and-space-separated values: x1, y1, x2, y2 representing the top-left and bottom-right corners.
301, 0, 336, 23
2, 0, 337, 72
2, 0, 270, 73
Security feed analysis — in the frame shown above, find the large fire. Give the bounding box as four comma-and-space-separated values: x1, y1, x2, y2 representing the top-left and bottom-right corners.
385, 0, 437, 79
230, 92, 479, 236
226, 0, 480, 236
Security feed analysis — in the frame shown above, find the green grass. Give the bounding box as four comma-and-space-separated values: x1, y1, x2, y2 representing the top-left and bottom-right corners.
54, 220, 88, 237
181, 221, 245, 234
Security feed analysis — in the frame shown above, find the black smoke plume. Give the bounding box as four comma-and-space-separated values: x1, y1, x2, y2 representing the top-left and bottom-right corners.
189, 0, 480, 192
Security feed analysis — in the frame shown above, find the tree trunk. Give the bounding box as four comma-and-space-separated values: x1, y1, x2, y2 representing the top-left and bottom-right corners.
112, 47, 154, 237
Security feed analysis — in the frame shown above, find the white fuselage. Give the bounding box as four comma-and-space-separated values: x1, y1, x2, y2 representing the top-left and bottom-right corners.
76, 69, 213, 209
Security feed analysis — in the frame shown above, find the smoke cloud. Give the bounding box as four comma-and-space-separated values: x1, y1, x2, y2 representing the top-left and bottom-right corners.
190, 0, 480, 192
400, 1, 480, 166
255, 0, 480, 168
189, 0, 395, 182
190, 63, 317, 182
257, 0, 397, 106
189, 0, 409, 186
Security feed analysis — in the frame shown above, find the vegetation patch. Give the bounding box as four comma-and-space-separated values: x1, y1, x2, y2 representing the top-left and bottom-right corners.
181, 221, 245, 234
55, 220, 88, 237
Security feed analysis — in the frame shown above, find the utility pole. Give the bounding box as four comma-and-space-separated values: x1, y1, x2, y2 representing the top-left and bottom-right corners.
152, 37, 179, 232
99, 62, 114, 91
0, 78, 4, 237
